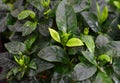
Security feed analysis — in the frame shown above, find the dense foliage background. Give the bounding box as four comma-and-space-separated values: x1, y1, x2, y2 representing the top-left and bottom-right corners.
0, 0, 120, 83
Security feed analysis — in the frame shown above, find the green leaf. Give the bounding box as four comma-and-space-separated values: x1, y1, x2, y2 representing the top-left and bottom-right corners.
98, 54, 111, 62
24, 34, 37, 50
33, 58, 54, 73
56, 1, 77, 33
67, 0, 82, 5
49, 28, 61, 43
18, 10, 35, 20
113, 57, 120, 76
28, 69, 36, 77
38, 46, 69, 64
113, 1, 120, 9
0, 17, 6, 32
12, 67, 19, 75
101, 6, 108, 24
16, 69, 25, 80
51, 72, 73, 83
24, 55, 30, 65
66, 38, 84, 47
26, 0, 44, 12
81, 35, 95, 53
38, 19, 53, 36
82, 51, 97, 66
41, 0, 50, 7
96, 3, 101, 22
95, 72, 113, 83
71, 63, 97, 81
117, 24, 120, 30
22, 21, 37, 36
5, 41, 26, 54
6, 14, 16, 25
95, 34, 109, 48
29, 60, 37, 70
102, 41, 120, 57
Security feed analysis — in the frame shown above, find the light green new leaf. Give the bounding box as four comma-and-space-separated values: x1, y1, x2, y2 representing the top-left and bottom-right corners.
118, 24, 120, 29
98, 54, 111, 62
66, 38, 84, 47
95, 72, 113, 83
113, 1, 120, 9
96, 3, 101, 22
101, 6, 108, 23
18, 10, 35, 20
81, 35, 95, 53
49, 28, 61, 43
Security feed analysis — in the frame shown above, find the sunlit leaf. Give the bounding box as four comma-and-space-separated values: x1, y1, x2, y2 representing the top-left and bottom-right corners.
66, 38, 84, 47
18, 10, 35, 20
49, 28, 61, 43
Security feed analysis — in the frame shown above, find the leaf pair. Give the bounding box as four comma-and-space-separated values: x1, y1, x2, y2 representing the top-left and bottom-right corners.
97, 3, 108, 24
49, 28, 84, 47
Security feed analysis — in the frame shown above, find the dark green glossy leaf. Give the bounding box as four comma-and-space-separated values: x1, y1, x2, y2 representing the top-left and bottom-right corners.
95, 72, 113, 83
0, 17, 6, 32
51, 72, 73, 83
0, 53, 12, 80
81, 35, 95, 53
72, 0, 89, 13
67, 0, 82, 5
22, 21, 37, 36
5, 41, 26, 54
112, 73, 120, 83
28, 69, 36, 77
38, 19, 53, 36
56, 0, 77, 33
113, 57, 120, 76
33, 58, 54, 73
102, 41, 120, 57
71, 63, 97, 81
38, 46, 69, 64
82, 51, 97, 66
11, 6, 24, 18
26, 0, 44, 12
29, 60, 37, 70
24, 34, 37, 50
95, 34, 109, 48
8, 21, 22, 32
0, 67, 8, 80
